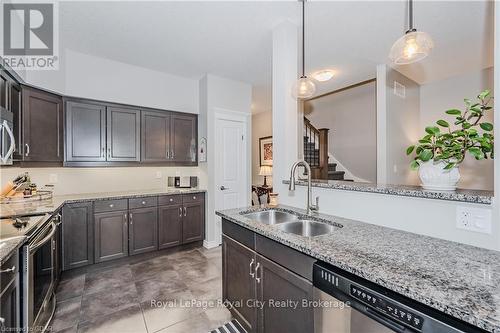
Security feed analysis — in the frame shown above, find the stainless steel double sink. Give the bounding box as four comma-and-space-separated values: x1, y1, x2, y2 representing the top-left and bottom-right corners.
243, 210, 337, 237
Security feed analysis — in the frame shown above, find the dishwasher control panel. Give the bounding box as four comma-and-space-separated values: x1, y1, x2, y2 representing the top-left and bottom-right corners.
350, 284, 424, 330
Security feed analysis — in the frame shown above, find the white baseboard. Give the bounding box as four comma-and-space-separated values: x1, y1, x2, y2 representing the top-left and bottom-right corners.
203, 239, 221, 249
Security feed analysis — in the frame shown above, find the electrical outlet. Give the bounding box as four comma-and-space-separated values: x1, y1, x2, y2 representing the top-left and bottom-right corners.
49, 174, 58, 183
456, 206, 492, 234
155, 171, 162, 179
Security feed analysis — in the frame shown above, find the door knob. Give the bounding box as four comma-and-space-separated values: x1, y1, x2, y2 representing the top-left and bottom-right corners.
220, 186, 229, 191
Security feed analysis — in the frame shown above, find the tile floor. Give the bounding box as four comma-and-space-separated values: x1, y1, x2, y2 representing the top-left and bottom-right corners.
49, 246, 231, 333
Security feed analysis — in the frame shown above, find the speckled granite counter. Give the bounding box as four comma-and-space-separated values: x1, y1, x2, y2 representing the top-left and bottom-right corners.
283, 179, 493, 205
216, 205, 500, 332
0, 188, 206, 219
0, 236, 25, 264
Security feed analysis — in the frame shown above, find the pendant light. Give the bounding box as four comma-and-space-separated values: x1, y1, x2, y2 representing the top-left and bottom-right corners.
292, 0, 316, 99
389, 0, 434, 65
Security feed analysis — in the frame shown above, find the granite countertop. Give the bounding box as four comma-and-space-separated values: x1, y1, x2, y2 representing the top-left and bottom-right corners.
0, 188, 206, 219
283, 179, 493, 205
216, 205, 500, 332
0, 236, 26, 265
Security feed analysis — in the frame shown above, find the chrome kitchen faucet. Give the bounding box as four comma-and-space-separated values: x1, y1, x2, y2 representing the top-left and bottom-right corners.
289, 160, 319, 215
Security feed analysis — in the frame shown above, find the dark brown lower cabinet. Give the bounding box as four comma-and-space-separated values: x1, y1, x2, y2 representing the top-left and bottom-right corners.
256, 254, 313, 333
94, 211, 129, 263
183, 200, 205, 243
129, 207, 158, 255
158, 204, 183, 249
0, 279, 19, 330
222, 235, 257, 333
223, 235, 314, 333
62, 202, 94, 270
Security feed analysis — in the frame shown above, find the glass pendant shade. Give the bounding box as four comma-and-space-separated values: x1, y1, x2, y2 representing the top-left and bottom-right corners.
292, 76, 316, 99
389, 31, 434, 65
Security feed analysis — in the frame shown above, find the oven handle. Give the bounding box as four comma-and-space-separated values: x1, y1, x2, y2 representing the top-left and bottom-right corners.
29, 221, 56, 254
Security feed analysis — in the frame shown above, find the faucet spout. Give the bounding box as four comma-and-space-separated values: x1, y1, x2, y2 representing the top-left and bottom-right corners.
289, 160, 318, 215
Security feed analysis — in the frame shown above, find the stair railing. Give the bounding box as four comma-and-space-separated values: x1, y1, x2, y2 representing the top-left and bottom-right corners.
303, 117, 329, 179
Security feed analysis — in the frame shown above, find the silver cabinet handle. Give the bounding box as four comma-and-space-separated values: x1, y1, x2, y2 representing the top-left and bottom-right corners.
171, 150, 174, 159
193, 196, 196, 200
25, 143, 30, 157
101, 147, 105, 158
0, 317, 5, 325
249, 259, 255, 278
183, 207, 187, 216
109, 204, 114, 208
255, 262, 261, 283
0, 266, 15, 274
141, 201, 146, 205
107, 147, 111, 158
1, 120, 15, 163
179, 207, 182, 217
124, 214, 127, 225
129, 213, 133, 225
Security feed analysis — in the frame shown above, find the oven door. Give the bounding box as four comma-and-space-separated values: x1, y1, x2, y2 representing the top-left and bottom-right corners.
23, 221, 57, 331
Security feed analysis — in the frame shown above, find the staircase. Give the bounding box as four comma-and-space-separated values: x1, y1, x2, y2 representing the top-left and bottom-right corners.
303, 117, 348, 181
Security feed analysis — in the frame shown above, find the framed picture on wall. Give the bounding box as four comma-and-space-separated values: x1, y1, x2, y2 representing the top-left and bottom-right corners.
259, 136, 273, 166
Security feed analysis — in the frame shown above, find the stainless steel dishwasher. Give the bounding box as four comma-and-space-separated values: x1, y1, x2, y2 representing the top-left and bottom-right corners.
313, 261, 487, 333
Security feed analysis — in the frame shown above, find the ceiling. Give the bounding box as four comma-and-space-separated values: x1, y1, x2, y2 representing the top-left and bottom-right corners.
59, 1, 494, 113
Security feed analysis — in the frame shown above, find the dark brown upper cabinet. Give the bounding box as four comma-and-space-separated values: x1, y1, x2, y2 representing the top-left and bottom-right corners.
0, 71, 8, 112
65, 101, 106, 162
141, 110, 170, 162
20, 86, 63, 162
107, 107, 140, 162
171, 113, 197, 164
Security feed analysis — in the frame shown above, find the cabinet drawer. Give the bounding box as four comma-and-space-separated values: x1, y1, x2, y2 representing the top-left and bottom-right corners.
94, 199, 128, 213
158, 195, 182, 206
182, 193, 205, 204
129, 196, 158, 209
1, 251, 18, 291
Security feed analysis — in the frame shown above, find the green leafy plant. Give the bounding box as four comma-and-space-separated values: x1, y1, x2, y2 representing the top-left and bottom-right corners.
407, 90, 494, 170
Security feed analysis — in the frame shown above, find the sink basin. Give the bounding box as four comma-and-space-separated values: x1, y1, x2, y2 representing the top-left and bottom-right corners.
244, 210, 299, 225
276, 220, 335, 237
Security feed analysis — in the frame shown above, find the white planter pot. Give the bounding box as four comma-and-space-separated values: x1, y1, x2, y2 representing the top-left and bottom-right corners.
418, 160, 460, 191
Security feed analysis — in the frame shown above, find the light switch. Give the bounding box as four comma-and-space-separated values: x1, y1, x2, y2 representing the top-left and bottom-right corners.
155, 171, 162, 179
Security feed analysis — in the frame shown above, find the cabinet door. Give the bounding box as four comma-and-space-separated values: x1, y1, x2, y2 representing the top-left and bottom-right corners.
22, 86, 63, 161
9, 82, 22, 160
94, 211, 129, 263
0, 279, 19, 330
107, 107, 140, 161
141, 110, 170, 162
129, 207, 158, 255
65, 101, 106, 162
170, 114, 197, 163
222, 236, 257, 333
62, 202, 94, 270
0, 72, 8, 111
256, 254, 313, 333
182, 200, 204, 244
158, 204, 182, 249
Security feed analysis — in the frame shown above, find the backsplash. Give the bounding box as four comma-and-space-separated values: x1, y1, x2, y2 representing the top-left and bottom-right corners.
0, 167, 205, 196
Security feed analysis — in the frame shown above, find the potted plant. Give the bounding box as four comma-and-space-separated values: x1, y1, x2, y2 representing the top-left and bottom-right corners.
406, 90, 494, 191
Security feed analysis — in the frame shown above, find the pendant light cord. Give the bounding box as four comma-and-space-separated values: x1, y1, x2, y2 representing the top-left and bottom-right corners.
407, 0, 415, 33
301, 0, 305, 78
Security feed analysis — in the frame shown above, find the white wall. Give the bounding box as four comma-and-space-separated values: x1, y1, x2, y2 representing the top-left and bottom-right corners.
383, 66, 421, 186
273, 22, 499, 251
304, 81, 377, 182
252, 111, 273, 186
0, 166, 201, 196
420, 67, 494, 191
24, 49, 199, 114
199, 74, 252, 248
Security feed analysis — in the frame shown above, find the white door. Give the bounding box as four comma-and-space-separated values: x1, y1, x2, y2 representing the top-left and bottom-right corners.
215, 116, 248, 243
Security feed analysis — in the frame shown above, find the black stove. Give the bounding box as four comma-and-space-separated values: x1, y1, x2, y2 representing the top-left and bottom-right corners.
0, 215, 49, 240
